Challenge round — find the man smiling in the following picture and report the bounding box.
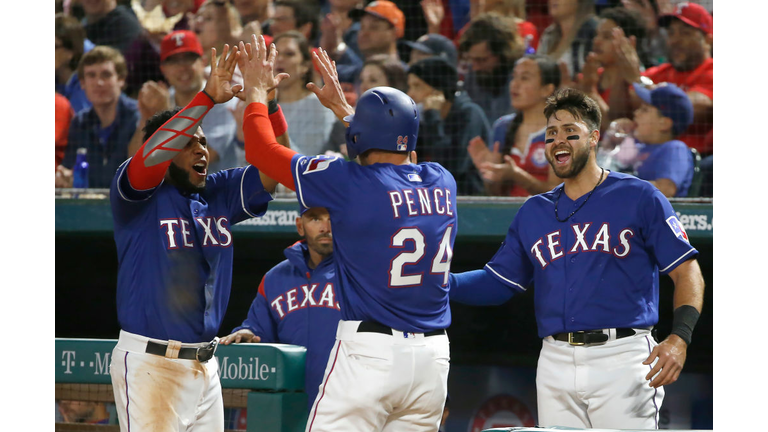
[107,44,290,431]
[449,88,705,429]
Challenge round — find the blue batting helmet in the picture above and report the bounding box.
[343,87,419,159]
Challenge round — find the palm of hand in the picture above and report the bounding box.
[208,67,238,102]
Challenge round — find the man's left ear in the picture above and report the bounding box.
[591,129,601,146]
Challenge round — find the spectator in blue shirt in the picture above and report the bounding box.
[630,82,695,197]
[56,46,140,189]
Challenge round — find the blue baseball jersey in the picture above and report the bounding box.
[110,160,273,343]
[485,171,698,338]
[233,241,340,410]
[291,154,457,332]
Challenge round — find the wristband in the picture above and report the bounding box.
[269,105,288,137]
[670,305,700,345]
[268,98,279,114]
[201,89,216,104]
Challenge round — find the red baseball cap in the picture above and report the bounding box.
[160,30,203,62]
[658,2,713,35]
[349,1,405,39]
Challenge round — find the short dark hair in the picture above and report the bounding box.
[458,12,524,66]
[143,107,182,143]
[275,0,321,43]
[273,30,314,87]
[55,13,86,71]
[544,88,602,133]
[599,7,646,44]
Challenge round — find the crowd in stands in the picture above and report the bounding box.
[55,0,713,197]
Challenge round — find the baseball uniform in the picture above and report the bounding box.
[232,240,341,412]
[451,171,698,429]
[293,154,456,432]
[108,91,274,432]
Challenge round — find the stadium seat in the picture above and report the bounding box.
[688,148,703,197]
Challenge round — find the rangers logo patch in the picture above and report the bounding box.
[666,215,689,242]
[303,155,339,174]
[397,135,408,151]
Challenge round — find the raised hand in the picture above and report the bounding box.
[238,34,291,104]
[612,27,642,83]
[479,155,515,183]
[421,0,445,34]
[580,52,601,92]
[306,47,354,122]
[203,44,243,103]
[319,12,342,53]
[467,136,502,170]
[137,81,171,119]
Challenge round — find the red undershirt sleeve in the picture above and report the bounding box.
[127,92,215,190]
[243,102,298,191]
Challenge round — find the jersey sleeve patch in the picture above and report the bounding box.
[302,155,340,174]
[666,215,690,243]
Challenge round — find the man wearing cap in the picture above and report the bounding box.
[404,33,459,67]
[221,206,340,418]
[629,83,695,197]
[128,30,244,172]
[611,2,713,156]
[331,1,408,84]
[407,56,491,195]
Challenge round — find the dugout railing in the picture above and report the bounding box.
[55,338,308,432]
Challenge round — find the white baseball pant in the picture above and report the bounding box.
[109,330,224,432]
[306,320,450,432]
[536,328,665,429]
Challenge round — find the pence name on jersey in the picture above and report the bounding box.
[485,172,698,338]
[291,154,458,333]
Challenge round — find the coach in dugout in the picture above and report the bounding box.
[221,206,340,415]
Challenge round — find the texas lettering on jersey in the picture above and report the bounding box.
[160,216,233,249]
[270,282,340,319]
[530,222,634,268]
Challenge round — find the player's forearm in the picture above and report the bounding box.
[127,91,215,190]
[669,259,705,312]
[449,269,517,305]
[667,258,705,345]
[243,102,298,190]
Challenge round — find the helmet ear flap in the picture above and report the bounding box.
[345,126,359,159]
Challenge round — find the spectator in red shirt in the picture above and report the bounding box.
[55,93,74,169]
[610,2,712,155]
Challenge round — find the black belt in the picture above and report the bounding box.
[145,339,218,362]
[357,321,446,337]
[552,328,647,346]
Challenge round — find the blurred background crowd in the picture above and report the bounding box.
[54,0,713,198]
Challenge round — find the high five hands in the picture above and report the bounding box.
[203,44,244,103]
[238,34,291,105]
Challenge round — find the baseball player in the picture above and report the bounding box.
[220,206,341,413]
[238,35,455,431]
[449,88,705,429]
[108,44,291,432]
